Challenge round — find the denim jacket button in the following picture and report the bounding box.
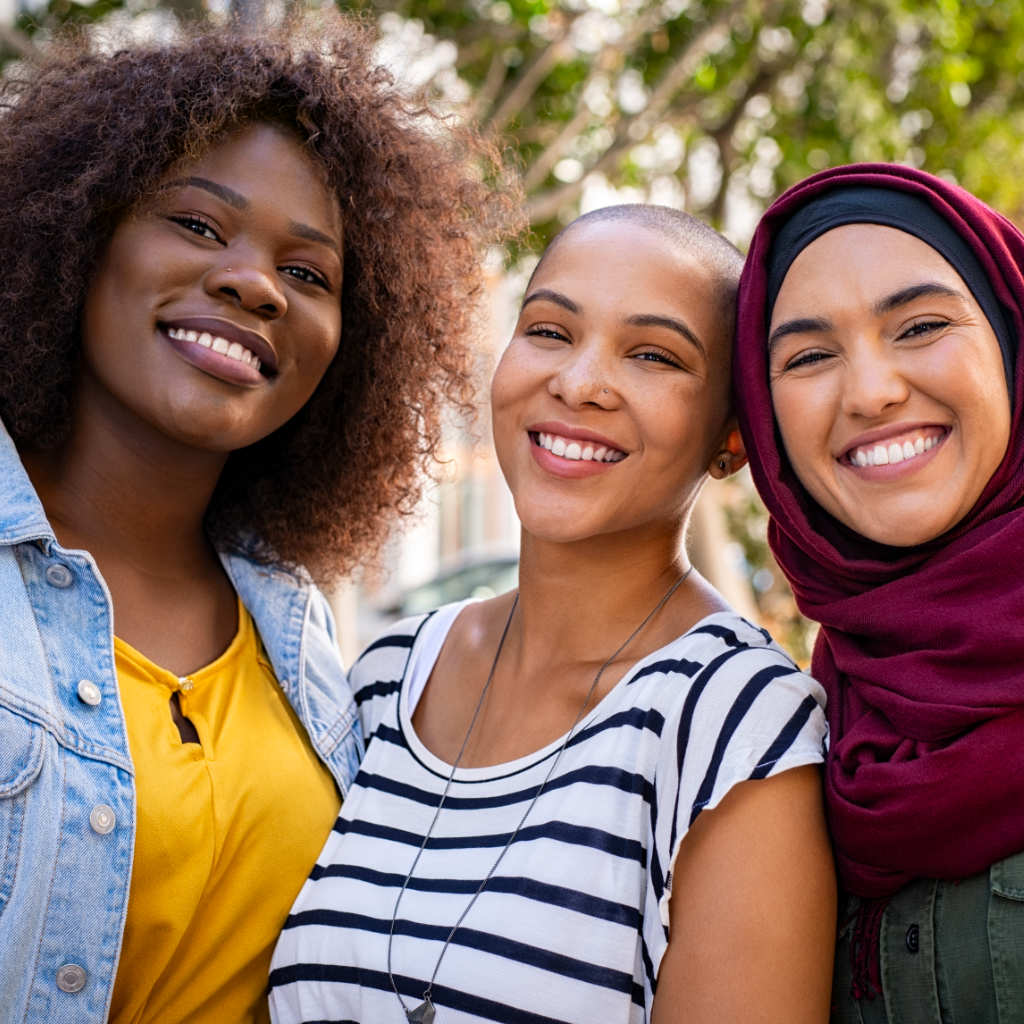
[89,804,116,835]
[55,963,87,992]
[77,680,102,706]
[45,563,74,588]
[905,923,920,953]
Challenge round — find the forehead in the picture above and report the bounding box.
[534,219,728,348]
[773,223,968,315]
[163,122,342,240]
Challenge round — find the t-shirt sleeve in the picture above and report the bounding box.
[348,613,429,741]
[642,629,827,984]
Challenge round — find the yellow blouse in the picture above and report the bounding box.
[109,598,340,1024]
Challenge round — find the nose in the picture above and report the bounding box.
[840,344,911,419]
[547,342,618,409]
[205,251,287,319]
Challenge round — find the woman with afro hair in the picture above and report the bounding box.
[0,14,518,1023]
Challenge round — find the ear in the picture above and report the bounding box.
[708,425,748,479]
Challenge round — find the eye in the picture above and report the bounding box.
[632,348,683,369]
[781,349,833,372]
[282,264,331,290]
[524,323,569,342]
[169,214,221,242]
[899,319,949,340]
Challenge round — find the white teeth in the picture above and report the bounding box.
[535,432,625,463]
[167,326,260,369]
[850,433,942,467]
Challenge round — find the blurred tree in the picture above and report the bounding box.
[7,0,1024,238]
[346,0,1024,245]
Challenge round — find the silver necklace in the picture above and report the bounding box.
[387,568,692,1023]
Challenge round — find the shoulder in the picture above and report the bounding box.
[636,611,822,707]
[646,611,827,785]
[349,609,436,694]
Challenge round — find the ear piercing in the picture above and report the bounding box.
[718,456,728,472]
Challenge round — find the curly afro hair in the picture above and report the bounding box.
[0,14,521,582]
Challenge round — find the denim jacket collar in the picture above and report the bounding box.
[0,422,55,548]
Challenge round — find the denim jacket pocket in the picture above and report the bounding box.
[988,848,1024,1021]
[0,704,45,912]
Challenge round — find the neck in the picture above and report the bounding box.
[511,524,692,669]
[23,401,228,576]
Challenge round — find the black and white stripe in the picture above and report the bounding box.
[270,604,826,1024]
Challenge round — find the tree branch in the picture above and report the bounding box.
[526,0,749,222]
[0,23,38,59]
[707,64,779,223]
[469,46,512,124]
[487,16,578,134]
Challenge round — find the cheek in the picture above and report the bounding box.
[294,310,342,376]
[489,347,527,430]
[771,383,831,484]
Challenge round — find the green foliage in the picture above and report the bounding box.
[13,0,1024,236]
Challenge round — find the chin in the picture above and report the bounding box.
[514,504,597,545]
[845,510,959,548]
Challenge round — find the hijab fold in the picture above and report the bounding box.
[734,163,1024,899]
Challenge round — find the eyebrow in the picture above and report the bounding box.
[165,176,342,254]
[521,288,579,314]
[768,281,967,352]
[625,312,706,357]
[768,316,833,351]
[169,176,247,209]
[872,281,963,314]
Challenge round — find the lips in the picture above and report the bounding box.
[159,316,278,376]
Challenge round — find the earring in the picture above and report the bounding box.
[718,457,727,473]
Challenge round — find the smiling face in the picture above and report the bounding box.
[768,223,1011,547]
[78,122,343,455]
[491,218,738,547]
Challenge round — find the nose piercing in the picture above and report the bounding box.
[602,388,609,395]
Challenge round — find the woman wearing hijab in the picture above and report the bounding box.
[734,163,1024,1022]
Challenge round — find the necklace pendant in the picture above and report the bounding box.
[407,997,436,1023]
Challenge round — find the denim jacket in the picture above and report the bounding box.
[0,424,362,1023]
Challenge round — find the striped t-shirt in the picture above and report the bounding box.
[269,601,827,1024]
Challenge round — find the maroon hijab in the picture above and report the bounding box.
[734,163,1024,899]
